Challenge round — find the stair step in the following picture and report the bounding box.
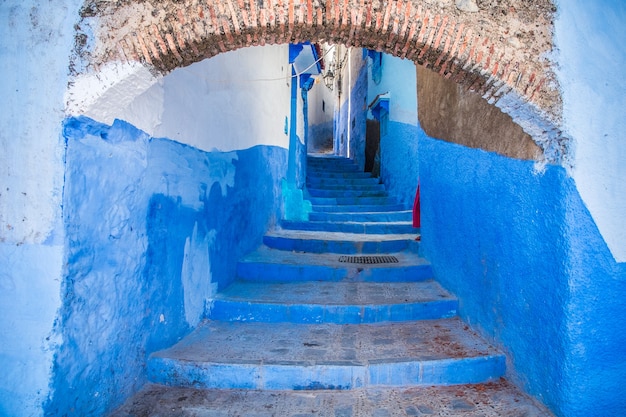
[307,157,357,166]
[307,176,381,187]
[307,183,385,191]
[307,188,388,198]
[263,230,419,254]
[308,196,397,206]
[281,220,416,234]
[309,210,413,222]
[148,319,505,390]
[307,165,361,173]
[312,203,406,212]
[237,247,432,282]
[307,155,357,164]
[207,280,457,323]
[111,381,554,416]
[307,171,374,179]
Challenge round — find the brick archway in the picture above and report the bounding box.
[73,0,566,163]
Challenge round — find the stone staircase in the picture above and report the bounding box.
[147,154,505,388]
[111,155,553,416]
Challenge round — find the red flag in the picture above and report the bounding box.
[412,182,420,228]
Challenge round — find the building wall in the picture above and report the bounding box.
[367,54,420,207]
[45,46,292,415]
[0,1,82,416]
[84,45,291,153]
[418,135,626,417]
[554,0,626,262]
[44,117,286,416]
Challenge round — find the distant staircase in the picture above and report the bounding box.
[147,154,506,391]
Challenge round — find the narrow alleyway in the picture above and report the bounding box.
[111,155,552,416]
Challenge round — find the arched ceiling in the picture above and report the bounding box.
[69,0,567,164]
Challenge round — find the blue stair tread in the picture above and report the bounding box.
[312,204,407,212]
[309,210,413,222]
[263,229,419,253]
[280,220,415,234]
[307,166,360,173]
[307,158,358,164]
[266,229,417,241]
[307,183,385,191]
[307,177,381,186]
[307,196,395,205]
[208,280,458,323]
[240,246,428,269]
[307,189,388,198]
[214,280,455,307]
[148,319,504,389]
[237,246,431,283]
[307,172,374,179]
[150,319,502,364]
[262,230,420,254]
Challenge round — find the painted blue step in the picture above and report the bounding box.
[307,183,385,191]
[307,188,388,198]
[307,171,374,179]
[307,156,356,165]
[311,203,406,212]
[308,196,397,206]
[307,155,356,163]
[281,220,416,234]
[307,177,381,187]
[237,247,430,282]
[263,230,418,254]
[148,319,506,390]
[309,210,413,222]
[207,280,457,324]
[307,165,361,173]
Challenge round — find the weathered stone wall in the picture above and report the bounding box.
[70,0,565,163]
[416,63,541,160]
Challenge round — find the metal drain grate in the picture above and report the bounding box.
[338,255,399,264]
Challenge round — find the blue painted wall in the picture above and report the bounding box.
[349,65,368,170]
[416,135,626,417]
[379,121,420,208]
[335,57,368,168]
[561,186,626,416]
[366,53,419,208]
[45,116,287,416]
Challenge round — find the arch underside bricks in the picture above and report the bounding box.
[74,0,567,164]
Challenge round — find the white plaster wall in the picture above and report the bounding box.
[0,1,81,416]
[67,62,159,127]
[554,0,626,262]
[336,47,366,109]
[367,54,418,126]
[308,79,335,127]
[0,2,78,245]
[80,45,292,153]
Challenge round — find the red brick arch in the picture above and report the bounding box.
[78,0,566,163]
